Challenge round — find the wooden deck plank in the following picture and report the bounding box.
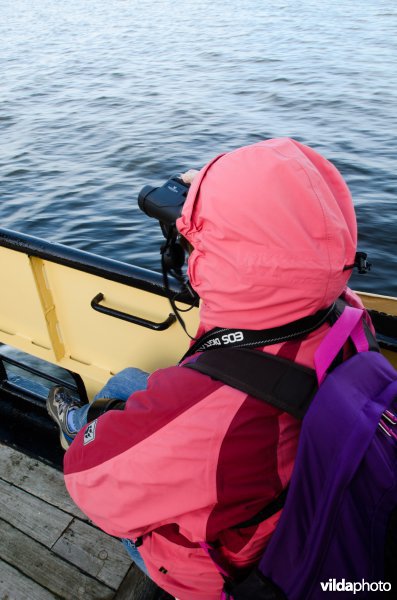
[52,518,132,590]
[114,564,160,600]
[0,443,165,599]
[0,442,86,519]
[0,478,73,548]
[0,518,114,600]
[0,559,58,600]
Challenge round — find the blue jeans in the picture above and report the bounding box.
[70,367,149,430]
[71,367,150,575]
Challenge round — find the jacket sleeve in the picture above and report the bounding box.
[63,365,228,540]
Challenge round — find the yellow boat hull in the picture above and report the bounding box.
[0,229,396,399]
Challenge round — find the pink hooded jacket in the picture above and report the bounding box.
[64,138,359,600]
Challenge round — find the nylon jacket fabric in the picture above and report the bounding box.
[64,139,359,600]
[177,137,356,330]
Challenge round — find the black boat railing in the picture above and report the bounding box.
[0,227,193,303]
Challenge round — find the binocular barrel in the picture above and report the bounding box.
[138,177,190,227]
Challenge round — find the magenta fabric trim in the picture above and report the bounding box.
[314,306,369,384]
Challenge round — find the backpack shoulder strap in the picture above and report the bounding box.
[184,348,317,420]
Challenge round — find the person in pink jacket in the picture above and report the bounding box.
[47,138,362,600]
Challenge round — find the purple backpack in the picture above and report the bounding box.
[195,306,397,599]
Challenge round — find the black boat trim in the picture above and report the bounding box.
[368,309,397,353]
[0,353,88,403]
[0,378,65,469]
[0,227,194,305]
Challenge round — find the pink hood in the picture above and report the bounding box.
[177,138,357,330]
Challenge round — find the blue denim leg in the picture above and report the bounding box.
[93,367,150,402]
[69,367,149,432]
[121,538,149,575]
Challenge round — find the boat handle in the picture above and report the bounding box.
[91,293,177,331]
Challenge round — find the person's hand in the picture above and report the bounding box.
[180,169,199,185]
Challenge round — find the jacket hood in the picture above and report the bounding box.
[177,138,357,330]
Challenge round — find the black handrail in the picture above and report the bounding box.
[91,293,177,331]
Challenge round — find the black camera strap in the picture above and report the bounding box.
[180,303,336,362]
[184,347,317,420]
[161,228,199,340]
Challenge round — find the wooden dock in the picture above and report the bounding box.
[0,443,164,600]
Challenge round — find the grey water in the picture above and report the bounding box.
[1,0,396,296]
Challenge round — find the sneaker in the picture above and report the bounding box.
[47,386,85,450]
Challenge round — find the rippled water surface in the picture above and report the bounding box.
[1,0,396,295]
